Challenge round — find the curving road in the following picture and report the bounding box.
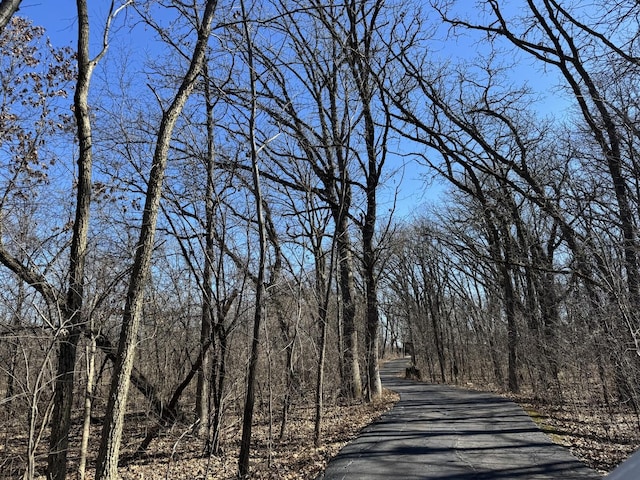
[318,357,601,480]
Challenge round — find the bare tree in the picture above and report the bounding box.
[195,62,217,440]
[256,0,416,400]
[46,1,131,477]
[94,2,218,478]
[310,198,337,446]
[0,11,103,479]
[341,0,401,399]
[247,0,365,399]
[237,0,271,475]
[432,0,640,346]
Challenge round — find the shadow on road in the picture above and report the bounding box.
[318,358,601,480]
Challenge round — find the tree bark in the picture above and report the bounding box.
[0,0,21,35]
[95,3,217,478]
[78,332,96,480]
[240,2,367,402]
[238,1,268,474]
[501,229,519,394]
[334,210,362,400]
[47,0,99,475]
[195,63,217,439]
[344,0,394,400]
[314,234,335,446]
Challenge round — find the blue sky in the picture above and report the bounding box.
[16,1,446,220]
[16,1,569,223]
[22,1,86,46]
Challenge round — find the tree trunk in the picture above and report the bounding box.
[238,2,268,474]
[95,4,217,478]
[196,63,217,438]
[278,331,295,440]
[47,0,96,475]
[499,220,519,394]
[210,324,228,454]
[78,332,96,480]
[313,211,335,446]
[47,331,81,480]
[345,0,387,401]
[363,185,382,400]
[0,0,21,35]
[335,223,362,400]
[196,304,213,437]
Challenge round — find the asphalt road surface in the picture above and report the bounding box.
[318,358,601,480]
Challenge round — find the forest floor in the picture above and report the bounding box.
[112,389,401,480]
[107,388,638,479]
[513,395,640,474]
[2,377,638,478]
[0,389,400,480]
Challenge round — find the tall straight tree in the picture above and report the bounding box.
[236,0,271,475]
[47,0,104,476]
[248,0,364,399]
[0,4,118,478]
[94,2,218,478]
[313,0,415,398]
[344,0,393,399]
[194,62,217,440]
[254,0,418,400]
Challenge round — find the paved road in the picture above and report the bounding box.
[319,358,601,479]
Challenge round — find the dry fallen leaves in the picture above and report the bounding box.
[3,380,638,478]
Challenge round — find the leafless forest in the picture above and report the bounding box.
[1,0,640,478]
